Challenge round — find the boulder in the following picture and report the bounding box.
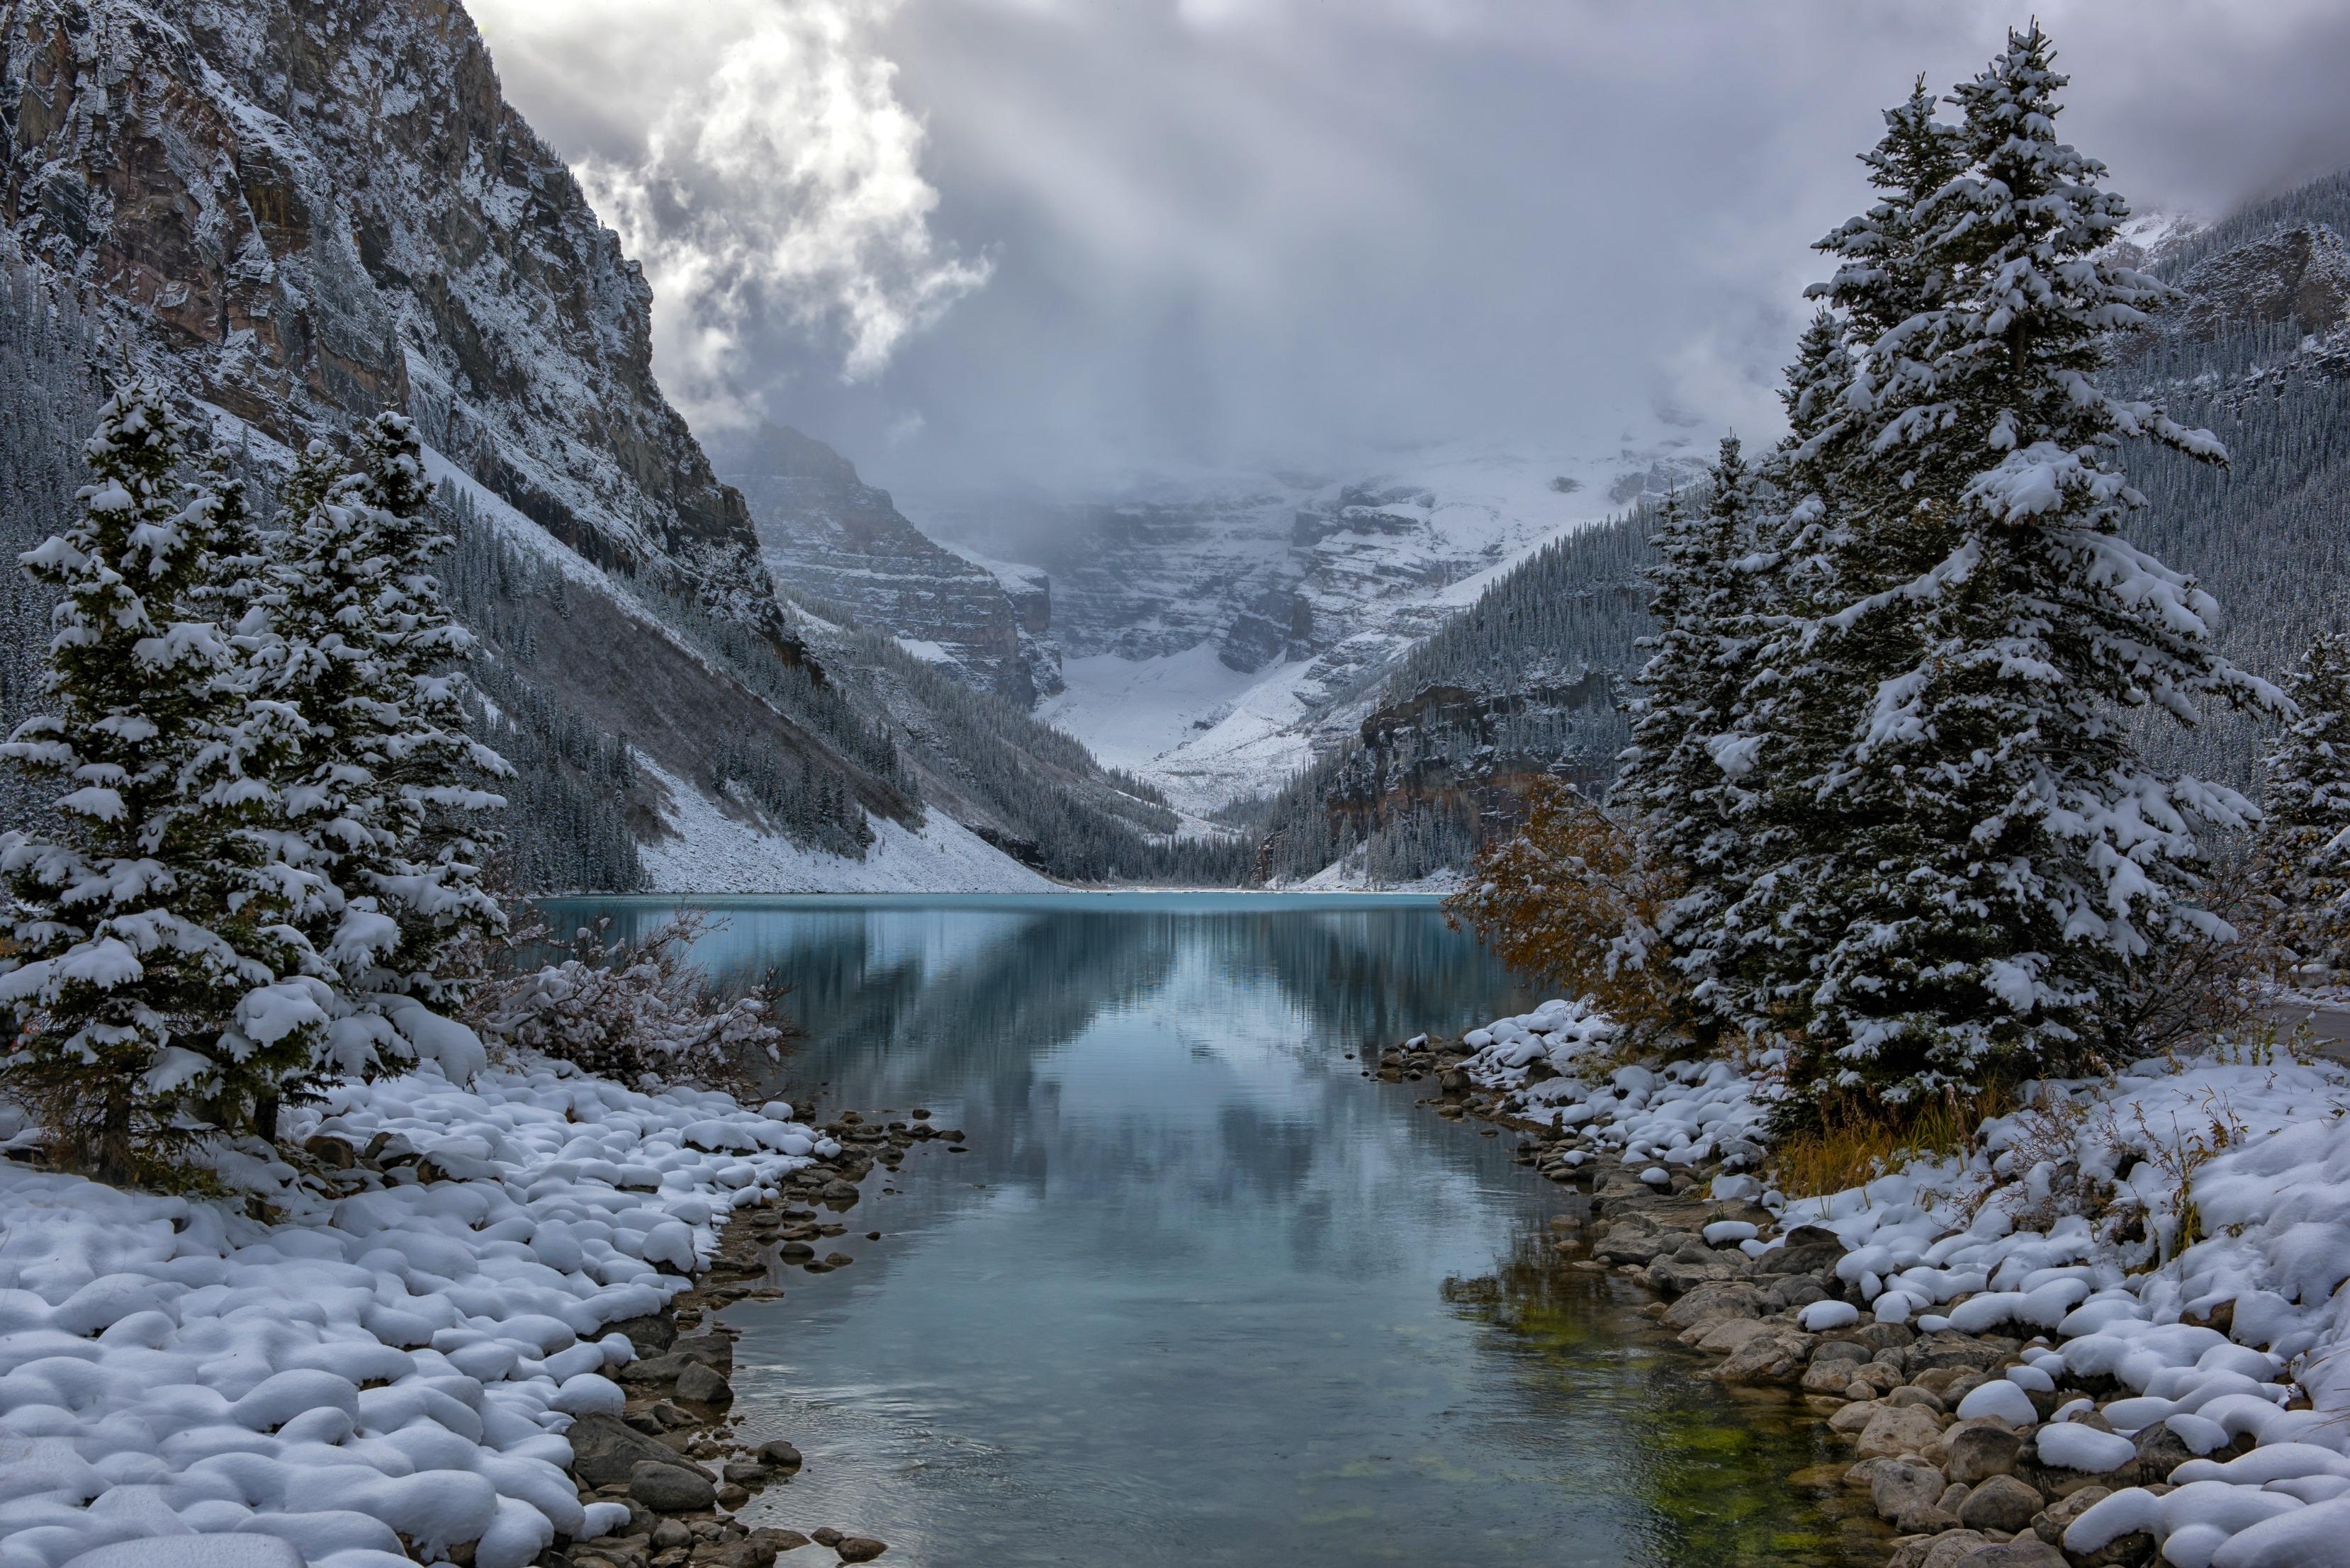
[1867,1457,1949,1529]
[1956,1474,2043,1534]
[1887,1529,1989,1568]
[602,1314,677,1358]
[1853,1403,1947,1460]
[1829,1400,1886,1436]
[1695,1317,1782,1354]
[2129,1421,2196,1487]
[1911,1334,2008,1372]
[302,1134,357,1170]
[2030,1484,2110,1546]
[1803,1360,1865,1396]
[1953,1540,2066,1568]
[1594,1223,1667,1265]
[757,1438,804,1471]
[566,1414,715,1487]
[1704,1329,1812,1386]
[1941,1420,2023,1484]
[677,1362,734,1406]
[1649,1254,1745,1297]
[838,1539,889,1563]
[629,1457,718,1513]
[1664,1280,1768,1332]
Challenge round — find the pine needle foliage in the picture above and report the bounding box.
[2254,630,2350,978]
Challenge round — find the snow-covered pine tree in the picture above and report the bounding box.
[2255,630,2350,978]
[1612,443,1772,1034]
[1750,26,2284,1115]
[347,413,506,1007]
[0,382,326,1174]
[1683,91,1967,1048]
[253,415,505,1077]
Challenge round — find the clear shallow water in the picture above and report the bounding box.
[537,893,1887,1568]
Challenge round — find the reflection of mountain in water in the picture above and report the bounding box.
[532,896,1534,1256]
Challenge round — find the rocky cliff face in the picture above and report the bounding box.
[0,0,997,889]
[715,422,1045,704]
[0,0,780,633]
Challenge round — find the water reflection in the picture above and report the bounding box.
[535,895,1884,1568]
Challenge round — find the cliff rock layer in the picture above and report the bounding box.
[0,0,778,629]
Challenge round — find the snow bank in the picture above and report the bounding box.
[636,758,1055,895]
[1452,995,2350,1568]
[0,1061,828,1568]
[1456,998,1771,1172]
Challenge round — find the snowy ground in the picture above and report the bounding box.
[0,1059,836,1568]
[1284,850,1463,896]
[636,760,1057,896]
[1034,643,1276,779]
[1454,999,2350,1568]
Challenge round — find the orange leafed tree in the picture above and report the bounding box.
[1446,777,1685,1040]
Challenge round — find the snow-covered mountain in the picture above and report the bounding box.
[916,439,1703,813]
[714,422,1059,706]
[0,0,1162,893]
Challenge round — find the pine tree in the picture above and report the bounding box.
[2256,631,2350,978]
[1741,26,2284,1115]
[253,415,505,1072]
[1613,441,1773,1031]
[0,382,326,1173]
[346,413,507,1007]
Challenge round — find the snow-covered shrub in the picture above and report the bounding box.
[469,915,785,1092]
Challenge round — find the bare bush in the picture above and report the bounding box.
[468,913,785,1093]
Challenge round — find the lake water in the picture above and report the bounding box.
[537,893,1887,1568]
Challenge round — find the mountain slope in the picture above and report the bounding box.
[942,441,1700,813]
[716,422,1053,705]
[0,0,1163,892]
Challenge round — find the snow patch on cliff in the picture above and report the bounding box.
[636,760,1055,894]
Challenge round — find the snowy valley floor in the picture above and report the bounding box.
[1383,1000,2350,1568]
[0,1061,892,1568]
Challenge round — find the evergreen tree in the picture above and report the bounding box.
[252,416,505,1071]
[346,414,506,1007]
[2255,630,2350,978]
[1614,442,1772,1030]
[0,382,325,1173]
[1738,26,2283,1114]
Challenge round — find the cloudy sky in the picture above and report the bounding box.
[468,0,2350,497]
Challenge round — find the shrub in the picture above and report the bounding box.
[469,914,785,1093]
[1446,777,1686,1042]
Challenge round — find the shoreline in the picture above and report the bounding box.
[0,1061,961,1568]
[1375,1030,2295,1568]
[553,1107,967,1568]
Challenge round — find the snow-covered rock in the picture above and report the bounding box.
[1455,991,2350,1568]
[0,1060,821,1568]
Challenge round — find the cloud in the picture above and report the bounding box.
[468,0,2350,495]
[469,0,987,421]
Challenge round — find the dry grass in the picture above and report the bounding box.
[1769,1088,2006,1200]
